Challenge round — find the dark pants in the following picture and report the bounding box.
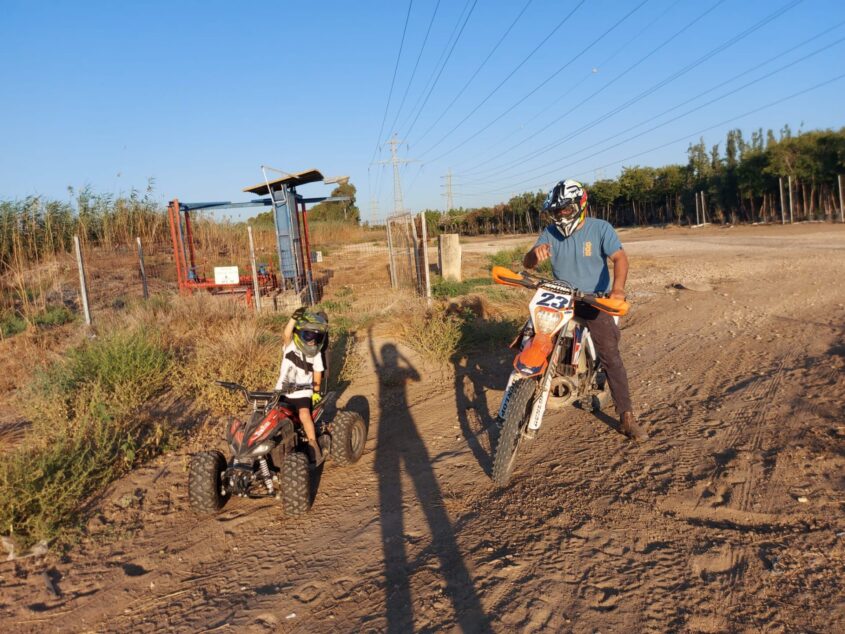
[574,303,632,415]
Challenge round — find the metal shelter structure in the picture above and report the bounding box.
[168,167,348,306]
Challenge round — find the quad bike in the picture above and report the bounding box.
[188,381,367,517]
[490,266,630,486]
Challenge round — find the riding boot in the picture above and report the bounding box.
[619,411,647,442]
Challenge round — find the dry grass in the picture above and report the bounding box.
[309,221,383,247]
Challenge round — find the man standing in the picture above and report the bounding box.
[523,179,646,441]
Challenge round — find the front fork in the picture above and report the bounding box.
[497,333,567,435]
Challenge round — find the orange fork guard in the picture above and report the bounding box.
[515,332,554,376]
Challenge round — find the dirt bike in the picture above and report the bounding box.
[489,266,629,486]
[188,382,367,517]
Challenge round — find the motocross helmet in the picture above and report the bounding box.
[293,309,328,356]
[543,179,588,237]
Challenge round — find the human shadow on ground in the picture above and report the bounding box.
[370,337,492,633]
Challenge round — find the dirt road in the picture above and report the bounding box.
[2,224,844,633]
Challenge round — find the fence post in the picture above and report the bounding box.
[73,235,92,326]
[386,217,398,289]
[438,234,462,282]
[788,176,795,224]
[409,214,423,295]
[838,174,844,223]
[136,237,149,300]
[247,226,262,312]
[694,192,700,226]
[418,211,431,303]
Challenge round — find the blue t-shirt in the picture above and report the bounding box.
[533,218,623,293]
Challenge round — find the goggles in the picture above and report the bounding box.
[300,330,322,343]
[553,202,581,218]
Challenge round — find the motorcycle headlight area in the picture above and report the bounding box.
[532,306,563,334]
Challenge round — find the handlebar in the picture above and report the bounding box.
[215,380,313,407]
[490,265,629,316]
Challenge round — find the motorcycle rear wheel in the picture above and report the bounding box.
[281,451,312,517]
[188,451,229,514]
[492,379,536,486]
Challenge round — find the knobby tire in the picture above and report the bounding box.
[188,451,229,514]
[492,379,536,486]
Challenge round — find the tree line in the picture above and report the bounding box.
[427,126,845,235]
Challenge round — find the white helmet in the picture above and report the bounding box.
[543,179,588,237]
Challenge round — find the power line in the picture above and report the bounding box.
[465,0,684,162]
[461,72,845,199]
[418,0,651,164]
[460,23,845,190]
[387,0,443,140]
[369,0,414,168]
[455,0,803,182]
[409,0,534,150]
[402,0,479,141]
[413,0,590,160]
[459,0,726,176]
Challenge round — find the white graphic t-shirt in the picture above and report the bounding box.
[274,341,325,399]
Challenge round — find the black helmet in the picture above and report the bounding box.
[543,179,588,237]
[293,309,328,356]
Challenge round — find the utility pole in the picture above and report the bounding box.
[441,169,454,213]
[838,174,844,223]
[379,134,414,215]
[370,196,378,226]
[779,177,786,224]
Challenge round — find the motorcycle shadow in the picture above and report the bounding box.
[451,331,514,478]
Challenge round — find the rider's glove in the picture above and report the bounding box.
[311,391,323,407]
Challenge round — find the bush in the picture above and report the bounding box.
[26,329,172,423]
[2,328,173,549]
[173,321,280,415]
[398,304,463,364]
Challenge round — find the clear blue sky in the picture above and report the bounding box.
[2,0,843,221]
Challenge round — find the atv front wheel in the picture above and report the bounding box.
[281,452,311,517]
[188,451,229,514]
[330,410,367,465]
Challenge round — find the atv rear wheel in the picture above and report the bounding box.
[330,410,367,465]
[188,451,229,514]
[281,452,311,517]
[492,379,535,487]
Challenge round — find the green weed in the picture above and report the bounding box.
[0,311,26,338]
[487,246,526,268]
[2,328,173,549]
[430,276,491,299]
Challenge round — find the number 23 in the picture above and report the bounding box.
[536,292,568,309]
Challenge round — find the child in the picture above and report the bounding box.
[275,308,328,465]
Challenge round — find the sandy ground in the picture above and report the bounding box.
[1,224,844,633]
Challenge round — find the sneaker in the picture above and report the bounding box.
[306,441,326,467]
[619,411,647,442]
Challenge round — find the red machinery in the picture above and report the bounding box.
[166,199,279,306]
